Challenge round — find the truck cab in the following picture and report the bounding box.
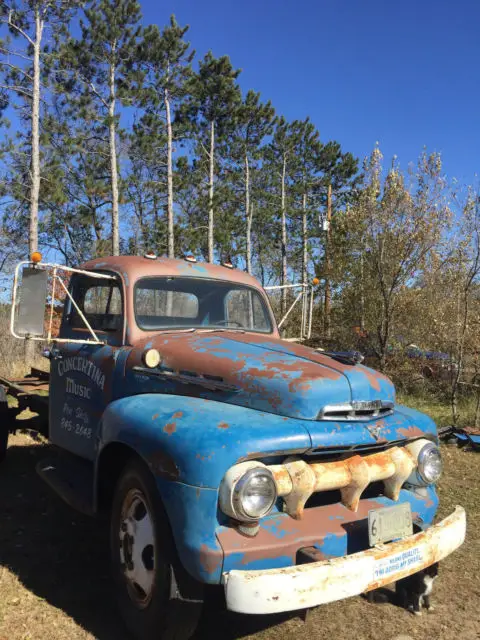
[4,254,466,640]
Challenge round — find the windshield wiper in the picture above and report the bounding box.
[152,327,247,335]
[196,327,246,334]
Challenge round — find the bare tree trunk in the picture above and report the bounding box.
[208,120,215,263]
[360,251,365,332]
[323,183,332,338]
[29,9,43,255]
[302,192,308,285]
[165,87,174,259]
[109,44,119,256]
[475,384,480,429]
[25,10,44,370]
[245,154,252,274]
[452,289,469,425]
[281,153,287,314]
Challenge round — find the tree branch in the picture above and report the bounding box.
[0,82,33,100]
[4,10,35,46]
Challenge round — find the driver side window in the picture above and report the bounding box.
[66,275,123,334]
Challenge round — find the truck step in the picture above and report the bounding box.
[36,455,95,517]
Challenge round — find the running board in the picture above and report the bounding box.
[36,455,95,517]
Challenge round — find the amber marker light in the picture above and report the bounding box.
[31,251,42,264]
[312,277,320,286]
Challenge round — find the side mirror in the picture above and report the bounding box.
[14,266,48,337]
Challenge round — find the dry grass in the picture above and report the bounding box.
[0,415,479,640]
[0,307,47,379]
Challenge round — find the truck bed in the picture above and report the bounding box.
[0,367,49,435]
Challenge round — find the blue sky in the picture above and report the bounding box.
[142,0,479,183]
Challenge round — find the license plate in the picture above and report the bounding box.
[368,503,413,546]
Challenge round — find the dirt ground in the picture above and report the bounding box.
[0,432,479,640]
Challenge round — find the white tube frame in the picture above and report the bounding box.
[10,260,116,345]
[265,282,314,340]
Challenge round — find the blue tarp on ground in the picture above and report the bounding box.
[438,426,480,451]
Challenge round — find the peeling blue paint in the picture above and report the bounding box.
[48,255,444,589]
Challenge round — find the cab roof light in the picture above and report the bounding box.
[184,255,197,263]
[144,252,157,260]
[31,251,42,264]
[223,261,233,269]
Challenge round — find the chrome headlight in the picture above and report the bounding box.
[406,439,443,486]
[219,462,277,522]
[417,442,443,484]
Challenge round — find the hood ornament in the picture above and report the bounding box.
[323,350,364,366]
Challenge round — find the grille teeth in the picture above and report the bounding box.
[270,444,417,518]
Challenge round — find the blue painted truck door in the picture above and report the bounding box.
[49,273,124,461]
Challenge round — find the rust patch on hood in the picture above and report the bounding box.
[398,425,426,439]
[359,366,393,392]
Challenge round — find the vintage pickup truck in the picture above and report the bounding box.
[0,253,466,640]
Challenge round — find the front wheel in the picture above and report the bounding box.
[110,459,203,640]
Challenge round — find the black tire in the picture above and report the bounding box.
[110,459,203,640]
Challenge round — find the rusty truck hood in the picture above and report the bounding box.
[126,331,395,422]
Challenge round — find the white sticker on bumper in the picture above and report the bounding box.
[373,546,424,580]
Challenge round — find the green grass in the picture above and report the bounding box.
[398,393,478,428]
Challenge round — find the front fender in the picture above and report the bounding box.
[99,393,312,488]
[98,394,311,584]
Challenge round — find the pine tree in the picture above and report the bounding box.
[180,52,241,262]
[264,117,298,312]
[40,94,113,263]
[134,15,194,258]
[227,90,275,273]
[59,0,143,256]
[0,0,81,255]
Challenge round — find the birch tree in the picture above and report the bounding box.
[445,191,480,424]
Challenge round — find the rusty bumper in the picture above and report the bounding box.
[223,506,466,614]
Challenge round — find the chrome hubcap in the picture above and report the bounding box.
[119,489,155,607]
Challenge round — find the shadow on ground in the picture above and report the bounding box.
[0,435,294,640]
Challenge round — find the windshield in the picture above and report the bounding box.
[134,277,273,333]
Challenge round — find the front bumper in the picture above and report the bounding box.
[223,506,466,614]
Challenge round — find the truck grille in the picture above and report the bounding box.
[270,441,422,519]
